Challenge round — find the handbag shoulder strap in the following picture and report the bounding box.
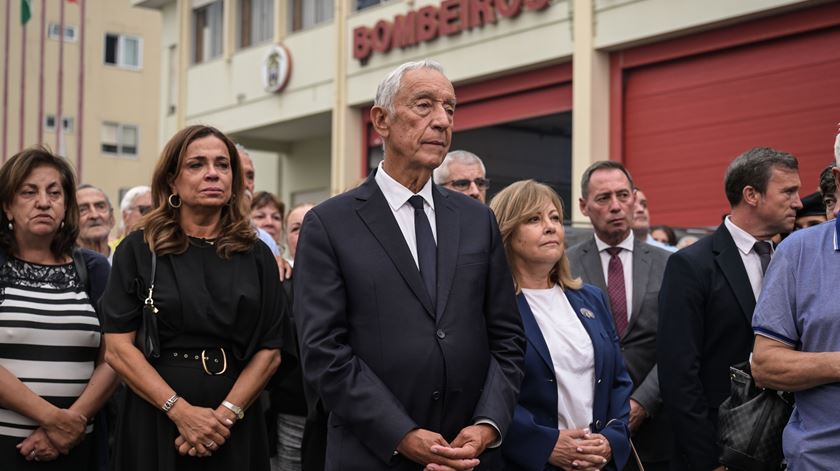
[144,252,157,306]
[71,248,90,297]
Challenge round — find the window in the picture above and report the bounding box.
[193,0,224,63]
[101,122,139,157]
[355,0,382,10]
[47,23,78,42]
[289,0,333,33]
[104,33,143,69]
[44,115,74,133]
[238,0,273,49]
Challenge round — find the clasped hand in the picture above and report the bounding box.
[17,407,88,461]
[398,424,497,471]
[168,401,235,458]
[549,428,612,471]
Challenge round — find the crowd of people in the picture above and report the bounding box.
[0,58,838,471]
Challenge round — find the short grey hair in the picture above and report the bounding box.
[434,150,486,184]
[834,130,840,166]
[77,183,112,210]
[120,185,151,214]
[579,161,635,200]
[235,143,249,157]
[374,59,445,114]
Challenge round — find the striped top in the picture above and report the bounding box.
[0,256,100,438]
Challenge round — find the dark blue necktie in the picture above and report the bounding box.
[409,195,436,306]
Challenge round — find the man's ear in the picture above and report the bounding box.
[579,197,589,217]
[832,167,840,194]
[370,106,390,140]
[742,185,760,207]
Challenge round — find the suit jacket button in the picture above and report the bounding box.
[436,329,446,339]
[595,420,602,429]
[432,391,441,400]
[597,378,602,384]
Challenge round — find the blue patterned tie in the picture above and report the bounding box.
[409,195,436,306]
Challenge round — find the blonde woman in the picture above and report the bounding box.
[491,180,632,471]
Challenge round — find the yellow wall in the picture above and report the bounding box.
[0,0,161,233]
[138,0,816,209]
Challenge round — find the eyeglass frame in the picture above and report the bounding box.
[130,204,152,215]
[442,178,491,191]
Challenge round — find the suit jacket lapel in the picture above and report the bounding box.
[628,238,651,336]
[712,224,755,325]
[566,289,605,380]
[433,186,458,320]
[579,239,607,292]
[355,176,435,317]
[517,294,553,371]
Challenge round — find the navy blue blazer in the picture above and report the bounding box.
[502,284,633,471]
[295,174,525,470]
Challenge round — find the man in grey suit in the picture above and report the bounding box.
[566,161,672,471]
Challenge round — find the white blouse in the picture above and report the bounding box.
[522,285,595,430]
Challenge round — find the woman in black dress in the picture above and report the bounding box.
[101,125,288,471]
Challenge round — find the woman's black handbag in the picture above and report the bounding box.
[135,253,160,359]
[717,361,793,471]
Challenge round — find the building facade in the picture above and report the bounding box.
[136,0,840,227]
[0,0,162,228]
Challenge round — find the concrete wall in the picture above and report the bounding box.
[280,136,331,206]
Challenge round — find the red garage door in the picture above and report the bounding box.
[616,6,840,227]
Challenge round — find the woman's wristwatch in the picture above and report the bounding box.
[221,400,244,420]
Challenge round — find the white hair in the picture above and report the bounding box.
[119,185,151,214]
[834,129,840,166]
[433,150,486,184]
[374,59,445,114]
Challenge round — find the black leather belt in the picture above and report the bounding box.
[158,347,229,375]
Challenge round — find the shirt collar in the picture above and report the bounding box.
[595,231,634,253]
[375,162,435,212]
[725,216,772,255]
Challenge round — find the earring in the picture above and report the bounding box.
[7,222,12,231]
[168,194,182,208]
[60,221,65,229]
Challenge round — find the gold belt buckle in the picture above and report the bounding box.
[201,348,228,375]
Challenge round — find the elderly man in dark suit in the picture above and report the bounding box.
[658,147,802,471]
[294,59,525,471]
[566,161,672,471]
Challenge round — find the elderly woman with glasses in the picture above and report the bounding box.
[100,125,289,471]
[0,147,117,468]
[491,180,633,471]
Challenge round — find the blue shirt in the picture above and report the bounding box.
[752,220,840,469]
[257,227,281,256]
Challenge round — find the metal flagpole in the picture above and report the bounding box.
[56,0,66,154]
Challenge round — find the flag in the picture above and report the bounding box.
[21,0,31,25]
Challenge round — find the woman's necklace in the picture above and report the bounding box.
[186,234,217,246]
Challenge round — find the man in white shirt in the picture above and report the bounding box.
[658,147,802,471]
[567,161,673,471]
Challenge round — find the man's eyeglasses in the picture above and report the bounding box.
[444,178,490,191]
[132,205,152,215]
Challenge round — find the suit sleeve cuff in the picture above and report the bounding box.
[474,418,502,448]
